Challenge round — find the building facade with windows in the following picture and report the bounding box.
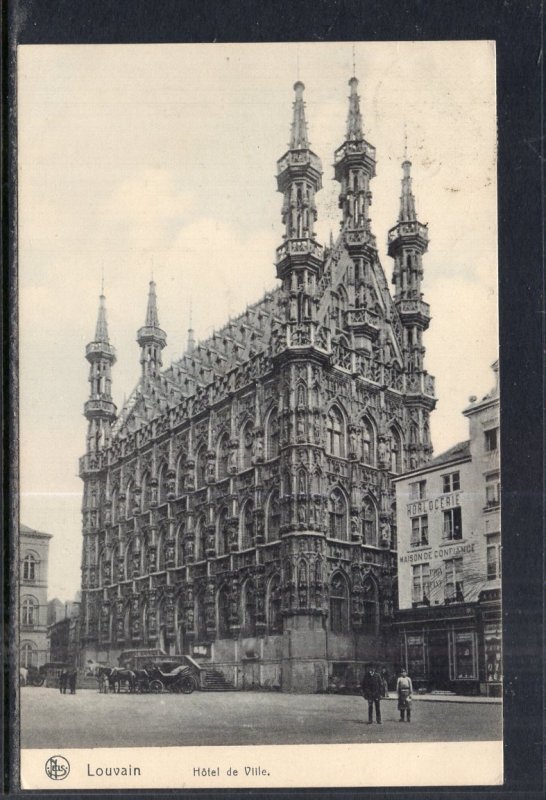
[20,524,53,668]
[393,362,501,696]
[78,78,436,691]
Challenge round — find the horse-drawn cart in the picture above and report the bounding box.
[134,664,197,694]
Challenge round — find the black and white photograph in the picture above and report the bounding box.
[16,40,503,790]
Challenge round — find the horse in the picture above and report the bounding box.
[19,667,28,686]
[97,666,135,693]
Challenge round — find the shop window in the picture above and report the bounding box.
[22,554,37,582]
[404,634,426,679]
[443,507,462,540]
[450,631,477,680]
[409,480,426,501]
[484,427,499,453]
[442,471,460,493]
[486,533,501,580]
[485,472,500,508]
[445,557,464,603]
[410,514,429,547]
[411,564,430,606]
[484,623,502,684]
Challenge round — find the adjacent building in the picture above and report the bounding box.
[393,362,501,696]
[78,77,437,691]
[20,523,52,668]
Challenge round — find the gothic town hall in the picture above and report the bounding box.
[79,78,435,691]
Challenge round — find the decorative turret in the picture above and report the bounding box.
[334,77,376,246]
[137,280,167,379]
[84,291,117,455]
[388,157,430,372]
[275,82,324,287]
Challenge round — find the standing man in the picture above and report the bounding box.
[396,668,413,722]
[361,664,383,724]
[68,668,77,694]
[59,669,67,694]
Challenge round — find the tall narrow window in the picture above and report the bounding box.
[390,428,403,473]
[445,557,464,603]
[195,590,207,641]
[329,573,349,633]
[411,564,430,605]
[362,577,379,632]
[267,574,282,633]
[327,407,345,457]
[484,428,499,453]
[409,480,426,501]
[410,515,429,547]
[443,507,462,540]
[21,597,38,626]
[485,472,500,507]
[328,489,348,540]
[22,554,37,582]
[195,447,207,488]
[243,581,256,636]
[217,586,230,637]
[486,533,501,580]
[442,471,460,493]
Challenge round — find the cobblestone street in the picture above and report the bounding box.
[21,688,502,749]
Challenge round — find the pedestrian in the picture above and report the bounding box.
[361,663,383,724]
[59,669,67,694]
[68,669,77,694]
[101,673,110,694]
[396,668,413,723]
[380,667,390,698]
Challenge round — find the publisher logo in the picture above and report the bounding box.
[45,755,70,780]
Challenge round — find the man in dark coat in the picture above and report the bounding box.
[68,669,77,694]
[59,669,67,694]
[361,664,383,724]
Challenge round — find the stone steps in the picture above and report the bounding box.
[202,668,235,691]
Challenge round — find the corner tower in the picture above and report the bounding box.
[137,280,167,379]
[84,291,117,454]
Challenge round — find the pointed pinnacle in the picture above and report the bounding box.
[145,280,161,328]
[347,76,363,141]
[399,158,417,222]
[94,292,110,343]
[290,81,309,150]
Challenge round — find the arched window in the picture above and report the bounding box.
[362,577,379,633]
[361,418,376,466]
[21,597,38,627]
[217,507,230,555]
[390,428,403,473]
[265,408,280,459]
[240,422,254,471]
[266,491,280,541]
[21,642,37,668]
[243,581,256,636]
[195,447,207,488]
[362,497,378,546]
[240,500,254,550]
[327,407,345,457]
[267,574,282,633]
[217,585,230,637]
[217,435,230,480]
[328,489,348,540]
[330,573,349,633]
[22,554,37,582]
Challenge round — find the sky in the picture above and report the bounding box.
[18,42,498,601]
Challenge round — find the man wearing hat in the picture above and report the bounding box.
[361,663,383,724]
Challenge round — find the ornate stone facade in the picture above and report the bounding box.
[79,78,435,691]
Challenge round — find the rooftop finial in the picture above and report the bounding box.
[100,262,105,296]
[290,81,309,150]
[94,291,109,343]
[352,43,356,77]
[346,75,363,141]
[145,279,161,328]
[403,122,408,160]
[399,156,417,222]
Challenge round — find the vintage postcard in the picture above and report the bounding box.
[16,41,502,790]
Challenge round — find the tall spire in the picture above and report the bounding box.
[346,76,363,141]
[399,158,417,222]
[94,292,110,343]
[145,279,161,327]
[290,81,309,150]
[137,280,167,378]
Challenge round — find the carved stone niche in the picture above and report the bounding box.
[206,451,216,484]
[166,469,176,501]
[254,509,265,545]
[185,459,195,491]
[205,525,216,557]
